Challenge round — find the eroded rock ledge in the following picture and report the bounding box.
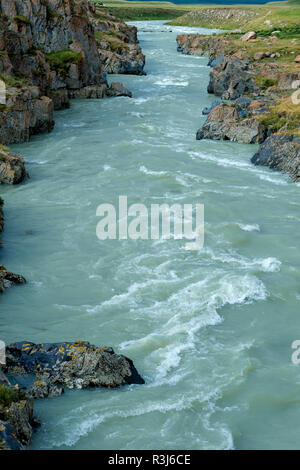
[0,341,144,449]
[177,32,300,181]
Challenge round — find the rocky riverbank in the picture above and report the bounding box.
[177,31,300,181]
[0,341,144,449]
[0,0,146,294]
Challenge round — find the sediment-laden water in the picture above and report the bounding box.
[1,21,300,450]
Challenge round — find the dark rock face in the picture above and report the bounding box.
[207,57,257,100]
[251,134,300,181]
[5,341,145,398]
[196,103,267,144]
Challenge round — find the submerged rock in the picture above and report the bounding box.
[251,133,300,181]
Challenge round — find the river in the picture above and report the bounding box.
[1,20,300,450]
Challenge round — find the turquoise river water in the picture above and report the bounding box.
[1,21,300,450]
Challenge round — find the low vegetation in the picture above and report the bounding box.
[95,31,128,53]
[0,72,29,88]
[45,49,82,77]
[258,98,300,136]
[0,384,25,421]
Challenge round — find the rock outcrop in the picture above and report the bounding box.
[0,376,35,450]
[251,133,300,181]
[92,7,145,75]
[0,147,28,185]
[177,31,300,180]
[0,265,26,294]
[0,0,144,146]
[196,103,267,144]
[0,341,144,449]
[5,341,145,397]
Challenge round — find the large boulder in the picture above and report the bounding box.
[241,31,257,42]
[196,103,267,144]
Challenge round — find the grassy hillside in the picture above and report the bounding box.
[92,0,198,21]
[92,1,300,27]
[168,2,300,30]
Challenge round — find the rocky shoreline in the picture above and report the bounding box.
[177,31,300,181]
[0,341,144,449]
[0,0,146,295]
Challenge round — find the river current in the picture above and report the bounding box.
[1,21,300,450]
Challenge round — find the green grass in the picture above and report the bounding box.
[255,74,278,88]
[105,6,186,21]
[45,49,82,77]
[0,385,26,421]
[0,73,29,88]
[95,31,129,52]
[258,98,300,136]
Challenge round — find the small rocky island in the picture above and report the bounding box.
[0,341,144,449]
[177,30,300,181]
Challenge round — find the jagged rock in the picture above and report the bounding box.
[0,88,54,145]
[0,265,26,293]
[107,82,132,98]
[207,57,257,100]
[0,339,144,449]
[241,31,257,42]
[92,7,145,75]
[0,378,34,450]
[196,103,267,144]
[0,147,28,184]
[5,341,144,397]
[251,133,300,181]
[202,100,225,115]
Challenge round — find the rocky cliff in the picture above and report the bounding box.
[0,0,140,148]
[177,32,300,181]
[92,6,145,75]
